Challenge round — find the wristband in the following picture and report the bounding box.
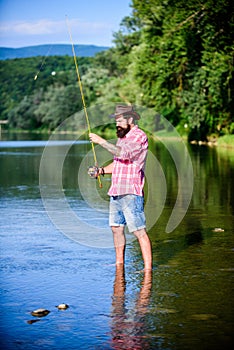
[99,167,105,176]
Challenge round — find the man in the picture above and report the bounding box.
[89,105,152,270]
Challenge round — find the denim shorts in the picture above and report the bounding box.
[109,194,146,233]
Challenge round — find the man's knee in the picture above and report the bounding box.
[133,228,147,239]
[111,226,124,235]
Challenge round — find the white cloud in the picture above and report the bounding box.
[0,17,114,47]
[0,18,111,36]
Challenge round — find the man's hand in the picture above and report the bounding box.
[89,133,105,145]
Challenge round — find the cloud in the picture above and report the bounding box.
[0,18,111,36]
[0,17,114,47]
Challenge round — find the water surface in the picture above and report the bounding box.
[0,134,233,349]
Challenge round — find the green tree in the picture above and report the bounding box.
[8,89,44,129]
[0,55,93,130]
[116,0,234,138]
[34,84,82,131]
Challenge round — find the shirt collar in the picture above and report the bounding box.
[125,125,138,138]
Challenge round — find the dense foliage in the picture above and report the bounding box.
[0,56,94,131]
[0,0,233,140]
[105,0,234,140]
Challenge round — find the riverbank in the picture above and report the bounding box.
[1,129,234,149]
[189,135,234,149]
[216,135,234,148]
[153,130,234,149]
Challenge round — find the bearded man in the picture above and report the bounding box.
[89,105,152,270]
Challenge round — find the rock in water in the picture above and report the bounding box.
[212,227,224,232]
[31,308,50,317]
[56,303,69,310]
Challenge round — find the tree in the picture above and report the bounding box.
[34,84,82,131]
[118,0,234,137]
[0,56,93,130]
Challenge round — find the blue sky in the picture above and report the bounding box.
[0,0,133,47]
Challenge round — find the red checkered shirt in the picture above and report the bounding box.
[108,125,148,196]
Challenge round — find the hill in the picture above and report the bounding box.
[0,44,110,59]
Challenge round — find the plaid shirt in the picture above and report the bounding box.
[108,125,148,196]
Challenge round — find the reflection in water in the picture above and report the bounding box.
[184,230,203,246]
[110,266,152,349]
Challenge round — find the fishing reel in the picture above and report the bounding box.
[88,166,99,179]
[88,166,105,179]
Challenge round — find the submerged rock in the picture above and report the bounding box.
[190,313,218,321]
[27,319,41,324]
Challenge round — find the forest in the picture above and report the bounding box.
[0,0,233,141]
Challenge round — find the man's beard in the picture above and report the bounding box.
[116,125,131,138]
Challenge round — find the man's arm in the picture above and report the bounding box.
[103,162,114,174]
[89,133,121,156]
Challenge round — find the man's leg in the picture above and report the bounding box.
[111,226,126,265]
[134,228,152,270]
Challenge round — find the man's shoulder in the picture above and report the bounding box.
[132,125,147,139]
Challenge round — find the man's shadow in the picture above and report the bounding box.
[110,265,152,349]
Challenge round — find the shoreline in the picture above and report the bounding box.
[1,129,234,149]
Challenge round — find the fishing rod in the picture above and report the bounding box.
[34,45,53,80]
[66,16,102,188]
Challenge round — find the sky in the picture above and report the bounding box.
[0,0,133,48]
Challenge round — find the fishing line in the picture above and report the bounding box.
[65,15,102,188]
[34,45,53,80]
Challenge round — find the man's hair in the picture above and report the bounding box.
[124,114,136,123]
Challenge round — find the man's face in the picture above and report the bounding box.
[115,115,131,138]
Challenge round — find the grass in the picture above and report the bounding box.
[217,135,234,148]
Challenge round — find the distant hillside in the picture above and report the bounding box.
[0,44,110,60]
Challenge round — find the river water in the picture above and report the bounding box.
[0,132,233,349]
